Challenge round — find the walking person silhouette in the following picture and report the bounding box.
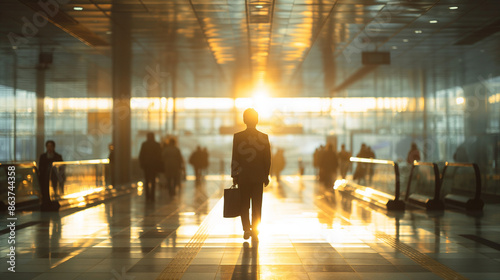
[231,108,271,240]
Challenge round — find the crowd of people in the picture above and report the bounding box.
[352,143,376,185]
[312,142,423,187]
[36,134,423,207]
[139,132,210,200]
[313,143,351,187]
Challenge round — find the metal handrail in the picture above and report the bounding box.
[441,162,482,201]
[349,157,402,201]
[0,161,37,168]
[52,159,109,166]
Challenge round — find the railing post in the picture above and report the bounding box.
[472,163,482,201]
[425,163,445,211]
[394,163,400,201]
[405,164,415,201]
[432,163,441,201]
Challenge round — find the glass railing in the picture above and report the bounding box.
[440,162,483,211]
[404,162,444,210]
[348,157,405,210]
[440,162,480,198]
[50,159,110,205]
[0,162,41,210]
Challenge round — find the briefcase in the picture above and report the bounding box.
[223,185,241,218]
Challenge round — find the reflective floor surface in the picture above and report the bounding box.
[1,175,500,279]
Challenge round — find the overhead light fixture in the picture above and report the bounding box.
[73,6,83,11]
[429,20,438,24]
[255,5,264,9]
[403,39,409,42]
[449,6,458,10]
[106,31,112,35]
[392,46,398,49]
[415,30,422,34]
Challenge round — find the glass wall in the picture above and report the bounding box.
[0,79,498,193]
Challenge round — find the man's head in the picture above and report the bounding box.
[45,140,55,153]
[147,132,155,141]
[168,138,176,146]
[243,108,258,127]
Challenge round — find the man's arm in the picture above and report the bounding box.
[263,134,271,186]
[138,143,145,168]
[38,154,44,175]
[231,134,239,184]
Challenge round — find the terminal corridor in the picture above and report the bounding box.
[1,0,500,279]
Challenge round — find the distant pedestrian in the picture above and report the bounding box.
[139,132,162,200]
[298,157,305,176]
[367,146,375,184]
[107,144,114,187]
[162,138,184,196]
[320,143,338,188]
[38,140,63,207]
[353,143,369,184]
[406,142,421,164]
[314,145,325,182]
[453,143,468,163]
[189,146,204,181]
[201,147,209,177]
[338,144,351,179]
[271,148,286,181]
[313,147,321,180]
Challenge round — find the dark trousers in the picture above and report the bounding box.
[40,178,51,205]
[144,170,156,199]
[165,174,178,196]
[239,181,264,232]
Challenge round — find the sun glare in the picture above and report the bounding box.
[252,85,274,118]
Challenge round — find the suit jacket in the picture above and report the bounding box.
[38,152,64,186]
[139,140,163,172]
[231,127,271,184]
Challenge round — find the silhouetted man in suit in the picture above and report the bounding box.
[231,108,271,240]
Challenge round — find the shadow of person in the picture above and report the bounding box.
[231,242,259,280]
[35,212,62,258]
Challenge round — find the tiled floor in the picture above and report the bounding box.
[1,175,500,279]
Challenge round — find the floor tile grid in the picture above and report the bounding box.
[156,198,224,279]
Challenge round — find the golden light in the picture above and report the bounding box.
[488,93,500,104]
[333,179,347,190]
[252,85,274,119]
[137,181,144,196]
[456,97,465,104]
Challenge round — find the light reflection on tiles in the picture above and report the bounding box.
[1,176,500,280]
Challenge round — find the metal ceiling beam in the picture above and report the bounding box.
[18,0,109,47]
[333,65,377,93]
[188,0,227,83]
